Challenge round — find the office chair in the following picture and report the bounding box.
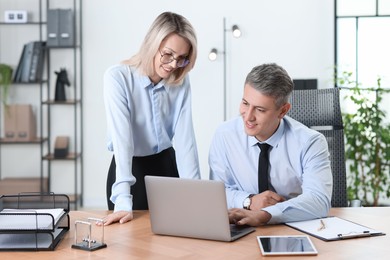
[287,88,348,207]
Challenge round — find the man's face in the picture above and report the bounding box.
[239,84,290,141]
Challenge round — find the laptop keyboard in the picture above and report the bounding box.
[230,224,248,237]
[230,230,242,237]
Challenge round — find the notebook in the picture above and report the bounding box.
[145,176,256,242]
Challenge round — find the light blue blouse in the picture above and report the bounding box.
[104,64,200,212]
[209,115,332,224]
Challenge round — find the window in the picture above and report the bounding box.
[336,0,390,88]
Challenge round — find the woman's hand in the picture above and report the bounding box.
[98,211,134,226]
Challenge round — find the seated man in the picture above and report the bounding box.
[209,63,332,226]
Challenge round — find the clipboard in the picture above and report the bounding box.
[285,216,385,241]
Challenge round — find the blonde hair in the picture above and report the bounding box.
[123,12,197,85]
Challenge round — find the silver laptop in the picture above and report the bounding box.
[145,176,255,242]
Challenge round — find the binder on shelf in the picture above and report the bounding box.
[20,41,34,83]
[13,41,46,83]
[13,44,26,82]
[47,9,74,47]
[29,41,46,82]
[0,193,70,251]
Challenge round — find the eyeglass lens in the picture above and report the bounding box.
[160,53,189,68]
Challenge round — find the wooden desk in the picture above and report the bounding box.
[1,207,389,259]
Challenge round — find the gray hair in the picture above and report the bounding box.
[245,63,293,108]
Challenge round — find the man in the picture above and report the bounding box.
[209,63,332,226]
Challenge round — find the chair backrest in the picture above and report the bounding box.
[287,88,348,207]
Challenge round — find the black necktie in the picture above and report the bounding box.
[257,143,270,193]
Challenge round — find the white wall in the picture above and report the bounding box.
[1,0,335,209]
[81,0,334,208]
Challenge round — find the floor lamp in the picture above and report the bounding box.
[209,18,241,121]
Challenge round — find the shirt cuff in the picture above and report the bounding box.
[113,194,133,212]
[261,205,283,224]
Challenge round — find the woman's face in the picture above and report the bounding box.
[150,33,190,84]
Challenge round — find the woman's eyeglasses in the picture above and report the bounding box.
[159,51,190,68]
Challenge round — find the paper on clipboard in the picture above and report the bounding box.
[285,216,385,241]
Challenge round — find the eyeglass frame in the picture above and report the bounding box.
[159,50,190,68]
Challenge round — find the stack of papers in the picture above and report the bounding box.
[0,208,66,230]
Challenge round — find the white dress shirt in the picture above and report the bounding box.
[209,115,332,224]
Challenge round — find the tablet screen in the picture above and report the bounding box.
[257,235,318,256]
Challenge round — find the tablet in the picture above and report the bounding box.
[257,235,318,256]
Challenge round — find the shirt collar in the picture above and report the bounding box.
[249,119,286,148]
[133,67,169,92]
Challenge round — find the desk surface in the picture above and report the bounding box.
[1,207,389,259]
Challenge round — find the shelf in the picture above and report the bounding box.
[10,80,48,85]
[0,22,45,25]
[0,137,48,144]
[43,152,81,161]
[42,99,81,105]
[0,177,48,195]
[46,45,80,49]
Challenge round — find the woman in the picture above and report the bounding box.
[103,12,200,225]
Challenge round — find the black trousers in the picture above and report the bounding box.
[106,147,179,210]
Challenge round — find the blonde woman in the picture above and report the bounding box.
[103,12,200,225]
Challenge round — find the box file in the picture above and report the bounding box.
[47,9,74,47]
[59,9,75,46]
[54,136,70,158]
[47,9,60,46]
[3,104,36,141]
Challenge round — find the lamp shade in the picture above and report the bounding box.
[208,48,218,61]
[232,25,241,38]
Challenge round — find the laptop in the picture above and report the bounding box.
[145,176,255,242]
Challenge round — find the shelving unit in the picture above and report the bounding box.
[0,0,83,209]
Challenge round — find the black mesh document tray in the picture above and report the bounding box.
[0,193,70,251]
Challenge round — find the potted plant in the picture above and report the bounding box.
[0,63,13,106]
[337,71,390,206]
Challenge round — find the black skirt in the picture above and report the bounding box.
[106,147,179,210]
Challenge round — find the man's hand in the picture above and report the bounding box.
[250,190,285,210]
[229,208,271,226]
[98,211,134,226]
